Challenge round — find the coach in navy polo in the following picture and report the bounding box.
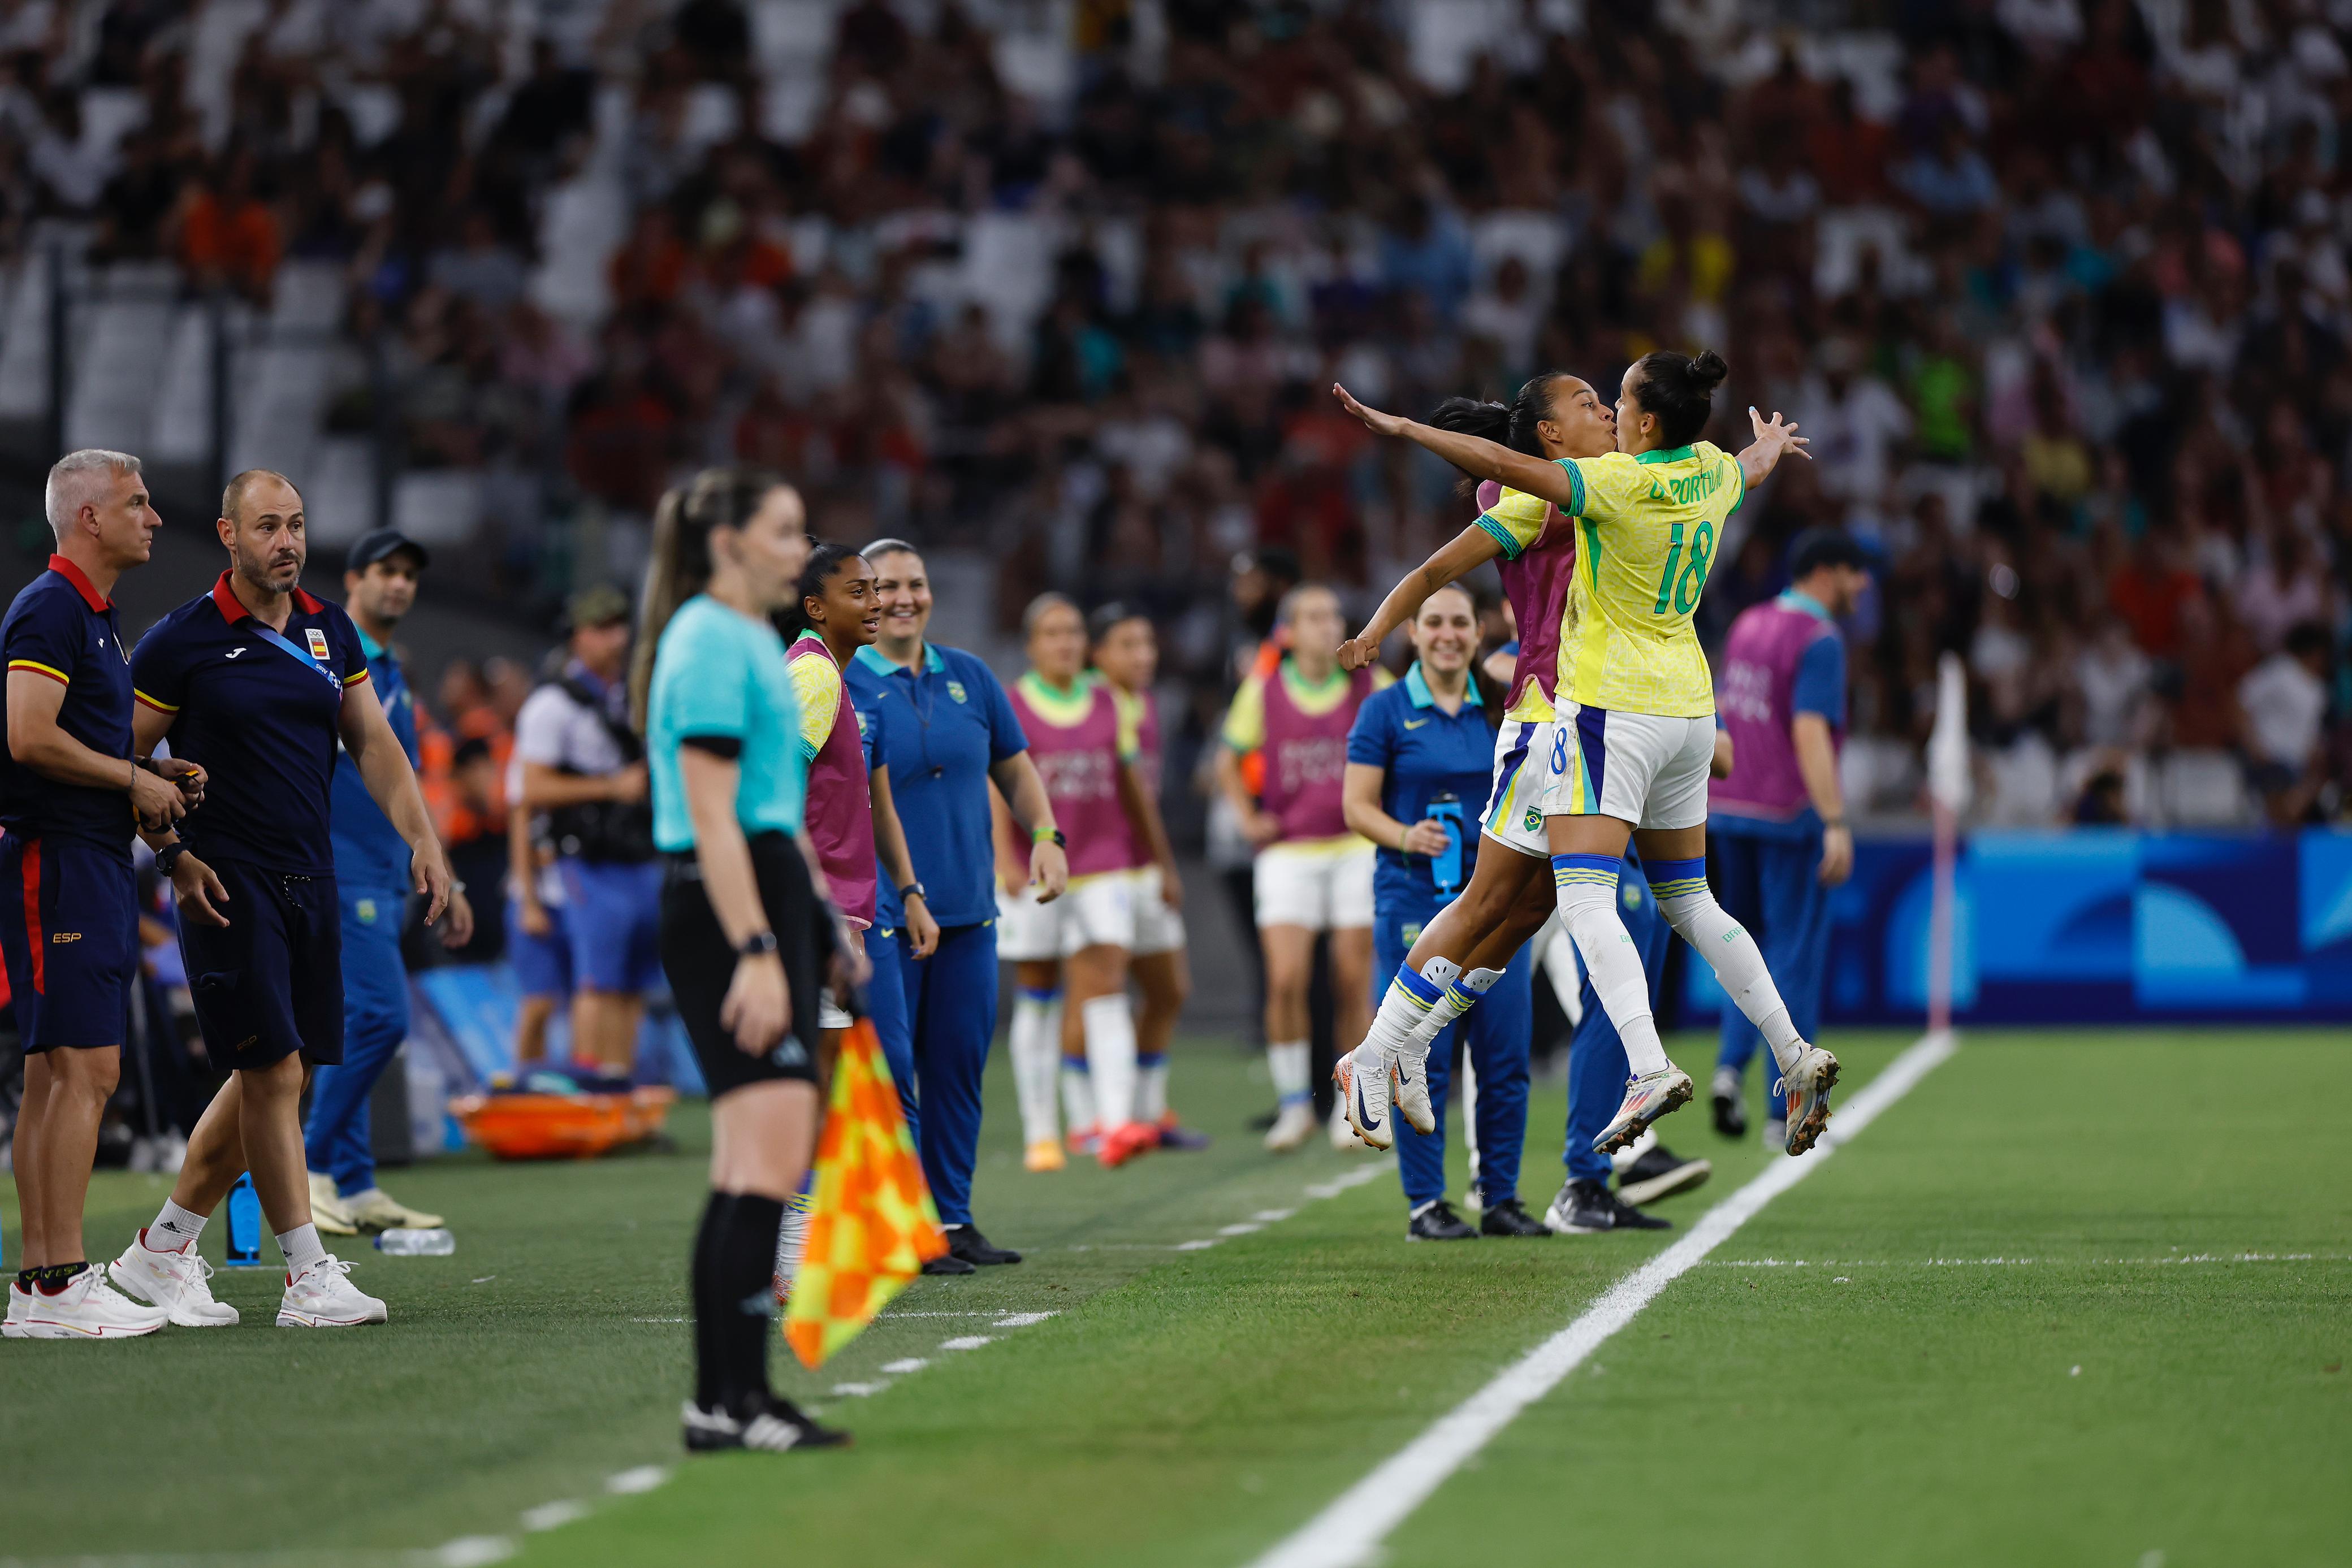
[2,449,200,1340]
[108,470,457,1332]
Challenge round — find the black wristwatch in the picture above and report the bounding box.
[155,841,188,876]
[899,881,927,902]
[737,930,780,959]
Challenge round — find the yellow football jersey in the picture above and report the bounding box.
[1554,441,1743,718]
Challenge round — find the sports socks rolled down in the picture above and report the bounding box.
[278,1223,327,1278]
[146,1198,207,1253]
[1552,854,1673,1077]
[1009,987,1064,1146]
[1644,857,1804,1074]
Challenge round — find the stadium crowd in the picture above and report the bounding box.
[2,0,2348,837]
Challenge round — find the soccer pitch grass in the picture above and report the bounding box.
[3,1028,2347,1567]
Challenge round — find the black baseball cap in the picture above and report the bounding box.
[1788,527,1867,579]
[348,529,431,571]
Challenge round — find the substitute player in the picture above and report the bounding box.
[1214,583,1385,1152]
[1333,351,1838,1155]
[304,527,473,1236]
[993,594,1156,1169]
[110,470,455,1329]
[1087,604,1202,1150]
[3,450,194,1339]
[1708,529,1867,1148]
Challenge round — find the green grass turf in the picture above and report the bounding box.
[2,1028,2346,1568]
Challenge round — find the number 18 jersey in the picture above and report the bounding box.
[1554,441,1743,718]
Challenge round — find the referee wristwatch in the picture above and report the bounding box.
[737,930,780,959]
[155,841,188,877]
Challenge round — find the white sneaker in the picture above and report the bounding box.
[1333,1047,1394,1151]
[342,1186,445,1232]
[308,1172,360,1237]
[11,1263,168,1339]
[1263,1100,1317,1153]
[3,1280,28,1338]
[111,1231,240,1327]
[276,1255,387,1328]
[1327,1097,1363,1151]
[1390,1046,1436,1137]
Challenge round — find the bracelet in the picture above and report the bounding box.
[1032,826,1067,848]
[737,930,779,959]
[1822,817,1848,830]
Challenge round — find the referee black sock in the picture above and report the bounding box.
[689,1193,732,1411]
[717,1193,786,1417]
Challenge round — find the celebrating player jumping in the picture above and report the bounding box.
[1332,352,1839,1157]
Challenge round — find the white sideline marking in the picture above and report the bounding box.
[1248,1030,1958,1568]
[519,1501,587,1532]
[992,1311,1058,1328]
[939,1335,993,1350]
[434,1539,514,1567]
[881,1357,930,1374]
[1707,1252,2343,1269]
[604,1466,669,1496]
[1220,1222,1265,1236]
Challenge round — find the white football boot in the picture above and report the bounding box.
[1778,1045,1840,1156]
[3,1280,29,1338]
[11,1264,168,1339]
[1390,1044,1437,1137]
[1333,1047,1394,1151]
[1591,1065,1695,1155]
[1262,1099,1317,1153]
[276,1255,387,1328]
[306,1172,360,1237]
[111,1230,239,1326]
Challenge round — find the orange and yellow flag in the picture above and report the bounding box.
[784,1019,946,1368]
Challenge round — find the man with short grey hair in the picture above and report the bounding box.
[4,450,203,1338]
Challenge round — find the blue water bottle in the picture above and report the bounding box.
[223,1171,266,1267]
[1428,791,1464,902]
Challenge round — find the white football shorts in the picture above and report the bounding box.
[996,873,1136,960]
[1480,716,1555,859]
[1127,865,1186,957]
[1252,838,1375,933]
[1534,703,1714,831]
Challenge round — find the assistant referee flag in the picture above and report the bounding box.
[785,1019,946,1368]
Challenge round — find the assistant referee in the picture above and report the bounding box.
[637,466,848,1455]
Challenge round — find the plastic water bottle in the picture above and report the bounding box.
[374,1228,455,1256]
[222,1171,266,1267]
[1428,791,1464,902]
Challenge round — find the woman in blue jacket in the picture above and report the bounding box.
[1338,585,1546,1241]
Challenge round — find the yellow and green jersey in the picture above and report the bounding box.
[1552,441,1743,718]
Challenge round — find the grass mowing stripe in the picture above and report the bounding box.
[1248,1029,1958,1568]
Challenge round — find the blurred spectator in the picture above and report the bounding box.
[2238,622,2333,825]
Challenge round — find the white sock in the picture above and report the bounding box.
[1554,856,1671,1077]
[1268,1039,1311,1105]
[1365,956,1458,1060]
[1649,860,1805,1073]
[1136,1051,1169,1124]
[147,1198,207,1253]
[1404,961,1497,1063]
[1060,1058,1096,1133]
[278,1222,327,1277]
[1082,993,1140,1129]
[1009,989,1065,1146]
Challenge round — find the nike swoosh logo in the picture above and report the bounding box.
[1355,1078,1383,1133]
[1403,718,1430,729]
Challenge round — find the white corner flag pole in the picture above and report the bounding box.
[1925,652,1970,1036]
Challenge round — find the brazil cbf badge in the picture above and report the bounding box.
[355,898,378,925]
[305,627,332,661]
[946,679,969,704]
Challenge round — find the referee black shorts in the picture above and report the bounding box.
[660,831,828,1099]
